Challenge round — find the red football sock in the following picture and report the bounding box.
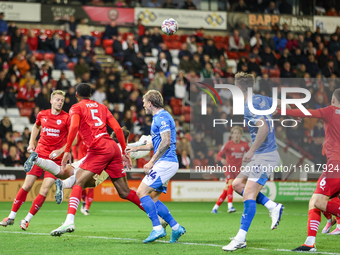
[326,200,340,218]
[227,185,233,203]
[81,189,86,202]
[337,217,340,224]
[216,189,228,206]
[307,208,321,237]
[126,190,145,212]
[11,188,28,213]
[85,188,94,210]
[29,194,46,216]
[322,211,332,220]
[67,185,83,215]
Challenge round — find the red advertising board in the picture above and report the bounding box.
[82,6,134,26]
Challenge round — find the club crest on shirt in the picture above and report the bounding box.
[241,147,244,151]
[57,120,62,125]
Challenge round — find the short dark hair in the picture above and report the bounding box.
[333,88,340,103]
[111,126,130,143]
[76,83,92,98]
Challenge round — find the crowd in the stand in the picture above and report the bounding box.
[1,0,336,168]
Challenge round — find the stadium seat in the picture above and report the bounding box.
[50,79,57,88]
[201,159,209,167]
[137,158,148,168]
[5,35,11,45]
[172,57,179,66]
[180,35,188,43]
[45,29,53,37]
[103,39,113,48]
[33,51,44,61]
[151,48,158,57]
[238,52,249,58]
[144,57,157,65]
[172,105,181,115]
[170,66,178,74]
[169,34,180,41]
[63,70,76,80]
[32,28,40,35]
[9,117,29,125]
[224,36,229,43]
[172,41,182,49]
[193,159,202,167]
[274,53,281,60]
[184,113,191,122]
[170,98,182,107]
[165,41,172,49]
[161,34,169,41]
[213,35,224,42]
[105,47,113,55]
[54,29,65,37]
[91,31,100,37]
[13,125,26,133]
[20,108,33,117]
[52,70,61,80]
[269,69,280,78]
[6,108,20,117]
[170,49,179,58]
[182,106,191,114]
[215,42,225,50]
[0,108,6,116]
[20,28,28,35]
[16,101,24,109]
[226,51,238,60]
[44,53,55,61]
[23,102,36,109]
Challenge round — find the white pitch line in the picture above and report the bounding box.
[1,231,339,255]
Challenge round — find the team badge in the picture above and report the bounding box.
[57,120,62,125]
[241,147,244,151]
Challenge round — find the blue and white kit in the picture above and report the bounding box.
[142,109,179,193]
[242,95,280,185]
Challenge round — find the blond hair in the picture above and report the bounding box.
[143,90,164,108]
[235,72,254,93]
[231,126,243,136]
[51,90,66,99]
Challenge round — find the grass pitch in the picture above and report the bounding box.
[0,201,339,255]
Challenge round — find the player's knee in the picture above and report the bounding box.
[309,197,316,209]
[118,190,129,199]
[22,183,32,192]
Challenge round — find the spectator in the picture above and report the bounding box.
[295,63,307,78]
[54,47,69,71]
[0,116,12,138]
[35,87,50,110]
[304,41,316,55]
[88,55,101,81]
[19,71,35,87]
[21,127,30,145]
[174,71,188,99]
[278,0,292,14]
[135,18,145,38]
[278,48,293,68]
[139,37,152,57]
[229,29,245,51]
[179,55,191,73]
[238,23,250,43]
[13,35,30,56]
[37,29,54,53]
[326,7,339,16]
[27,29,38,51]
[286,124,304,145]
[179,149,190,169]
[259,73,274,96]
[297,33,308,51]
[4,146,21,167]
[56,72,71,91]
[273,31,287,52]
[248,54,261,76]
[233,0,251,12]
[262,31,275,52]
[151,27,163,46]
[260,46,277,68]
[0,13,7,35]
[322,59,339,78]
[17,80,34,102]
[203,39,221,59]
[52,33,65,53]
[186,36,197,54]
[159,43,172,64]
[64,15,77,37]
[285,32,299,51]
[11,28,22,50]
[178,43,191,60]
[0,142,9,163]
[148,68,166,91]
[305,54,320,77]
[78,19,96,47]
[250,32,262,49]
[0,35,10,53]
[182,0,196,9]
[265,1,280,14]
[7,21,17,37]
[163,0,177,8]
[156,52,169,74]
[113,34,124,63]
[3,74,18,108]
[280,62,295,78]
[122,34,139,53]
[115,81,130,103]
[315,93,327,108]
[82,39,95,63]
[200,62,214,78]
[328,33,340,56]
[67,38,82,63]
[191,133,208,159]
[147,0,161,8]
[10,51,30,76]
[162,75,175,102]
[312,27,325,44]
[74,57,89,78]
[39,63,51,86]
[103,20,119,40]
[91,86,106,104]
[63,86,77,112]
[281,23,290,38]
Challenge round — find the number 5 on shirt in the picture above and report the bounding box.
[91,109,103,127]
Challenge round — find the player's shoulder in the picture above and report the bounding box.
[252,94,271,107]
[159,109,174,121]
[38,109,51,116]
[240,140,249,146]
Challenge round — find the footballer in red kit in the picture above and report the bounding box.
[212,126,249,214]
[0,90,70,231]
[277,88,340,252]
[50,83,145,237]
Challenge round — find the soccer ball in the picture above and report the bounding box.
[161,18,178,35]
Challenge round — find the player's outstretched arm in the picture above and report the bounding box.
[149,130,171,164]
[49,136,78,160]
[243,118,269,162]
[277,108,323,119]
[27,124,41,152]
[126,143,154,153]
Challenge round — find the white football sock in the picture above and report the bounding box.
[62,175,76,189]
[213,204,219,211]
[128,140,145,147]
[8,211,16,219]
[24,213,34,222]
[264,200,277,212]
[153,225,163,231]
[337,224,340,229]
[327,218,332,223]
[304,236,315,246]
[65,214,75,225]
[228,202,233,209]
[172,223,179,230]
[234,229,247,242]
[36,158,60,175]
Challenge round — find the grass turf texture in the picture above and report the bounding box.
[0,201,339,255]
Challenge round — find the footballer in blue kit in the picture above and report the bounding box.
[126,90,186,244]
[223,73,284,252]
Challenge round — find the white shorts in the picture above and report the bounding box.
[142,161,179,194]
[240,150,280,186]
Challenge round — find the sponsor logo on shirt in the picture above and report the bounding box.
[231,152,244,158]
[335,109,340,115]
[42,127,60,137]
[160,121,169,129]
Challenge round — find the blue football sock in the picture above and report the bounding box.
[240,199,256,232]
[140,196,161,227]
[155,200,177,228]
[240,189,269,206]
